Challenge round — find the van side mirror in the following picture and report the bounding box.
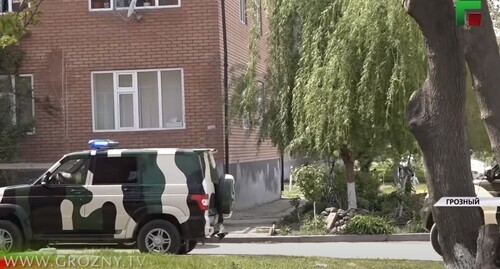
[41,174,50,186]
[485,164,500,182]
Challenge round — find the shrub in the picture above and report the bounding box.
[374,191,401,217]
[328,165,382,210]
[299,215,327,235]
[374,192,426,226]
[345,215,396,235]
[279,225,292,235]
[355,171,381,210]
[292,165,328,202]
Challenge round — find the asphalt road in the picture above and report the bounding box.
[53,241,442,261]
[191,241,442,261]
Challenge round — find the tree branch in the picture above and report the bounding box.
[21,0,45,28]
[403,0,455,31]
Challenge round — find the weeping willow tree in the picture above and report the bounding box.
[231,0,427,209]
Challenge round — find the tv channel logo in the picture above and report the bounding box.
[456,0,482,26]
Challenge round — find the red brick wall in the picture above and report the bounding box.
[225,0,279,164]
[17,0,225,163]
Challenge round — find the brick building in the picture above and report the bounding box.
[0,0,300,209]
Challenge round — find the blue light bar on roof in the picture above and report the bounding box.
[88,139,119,150]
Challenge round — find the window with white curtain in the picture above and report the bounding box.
[92,69,184,132]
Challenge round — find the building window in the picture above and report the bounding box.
[0,75,35,132]
[1,0,25,13]
[90,0,180,11]
[239,0,247,25]
[92,69,185,132]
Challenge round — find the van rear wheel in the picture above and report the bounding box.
[430,223,443,256]
[137,220,181,254]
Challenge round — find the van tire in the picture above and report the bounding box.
[137,220,181,254]
[430,223,443,256]
[0,220,24,252]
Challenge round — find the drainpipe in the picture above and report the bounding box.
[280,151,284,191]
[222,0,230,174]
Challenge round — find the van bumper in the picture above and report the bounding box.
[180,215,226,240]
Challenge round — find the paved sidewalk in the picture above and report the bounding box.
[222,198,296,237]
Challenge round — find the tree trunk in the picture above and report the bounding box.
[475,224,500,269]
[341,147,357,209]
[463,1,500,266]
[403,0,483,267]
[464,0,500,163]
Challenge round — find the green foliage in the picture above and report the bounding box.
[289,196,302,210]
[374,191,426,226]
[355,171,381,210]
[290,0,426,159]
[329,165,382,210]
[291,162,383,209]
[345,215,396,235]
[299,215,327,235]
[292,165,327,202]
[0,0,43,48]
[280,200,328,233]
[231,0,426,168]
[278,225,292,235]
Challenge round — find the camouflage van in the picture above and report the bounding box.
[0,140,235,254]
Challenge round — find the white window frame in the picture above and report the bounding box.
[91,68,186,133]
[0,74,35,134]
[88,0,181,12]
[239,0,247,25]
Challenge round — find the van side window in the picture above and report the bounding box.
[175,153,204,192]
[91,156,138,185]
[49,158,89,185]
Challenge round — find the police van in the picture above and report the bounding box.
[0,140,235,254]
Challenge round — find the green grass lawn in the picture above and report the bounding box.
[2,251,443,269]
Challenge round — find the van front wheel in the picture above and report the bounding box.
[0,220,24,252]
[137,220,181,254]
[430,223,443,256]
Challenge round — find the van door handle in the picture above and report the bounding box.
[69,189,83,195]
